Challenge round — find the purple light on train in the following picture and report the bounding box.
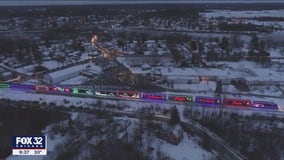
[195,96,221,107]
[10,83,35,91]
[142,93,167,101]
[251,101,278,110]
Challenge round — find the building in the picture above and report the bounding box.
[43,64,88,84]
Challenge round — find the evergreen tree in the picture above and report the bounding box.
[198,41,204,54]
[190,40,198,51]
[33,49,43,63]
[260,40,265,51]
[215,80,222,97]
[232,33,241,48]
[170,106,180,125]
[220,37,229,51]
[214,37,220,44]
[250,34,259,50]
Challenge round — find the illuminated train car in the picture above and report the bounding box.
[117,91,140,99]
[251,101,278,110]
[95,90,117,97]
[223,98,251,108]
[168,95,193,103]
[10,83,35,91]
[72,88,94,95]
[195,96,221,107]
[0,83,10,88]
[34,85,50,92]
[142,93,167,101]
[50,86,72,93]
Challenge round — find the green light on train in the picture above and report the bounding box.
[57,87,64,92]
[72,88,79,94]
[0,83,10,88]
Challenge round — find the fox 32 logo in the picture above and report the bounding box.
[12,136,47,155]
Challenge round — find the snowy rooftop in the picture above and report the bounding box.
[47,64,88,78]
[15,64,35,74]
[41,60,64,70]
[59,75,88,85]
[47,63,101,79]
[160,67,242,77]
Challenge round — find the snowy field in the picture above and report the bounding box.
[269,49,284,57]
[242,20,284,27]
[0,89,98,107]
[173,82,216,94]
[7,134,63,160]
[112,116,214,160]
[151,132,213,160]
[201,9,284,18]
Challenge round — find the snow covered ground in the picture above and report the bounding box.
[242,20,284,28]
[112,116,214,160]
[150,132,213,160]
[250,86,282,96]
[7,112,214,160]
[201,9,284,18]
[0,89,98,107]
[7,122,66,160]
[173,82,216,94]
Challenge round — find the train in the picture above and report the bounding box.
[0,82,279,110]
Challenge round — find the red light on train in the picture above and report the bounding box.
[200,99,215,103]
[174,97,186,101]
[232,100,242,105]
[223,98,251,107]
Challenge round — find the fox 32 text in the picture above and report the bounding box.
[12,136,47,155]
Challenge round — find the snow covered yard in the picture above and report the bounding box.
[149,132,214,160]
[201,9,284,18]
[173,82,216,94]
[46,114,216,160]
